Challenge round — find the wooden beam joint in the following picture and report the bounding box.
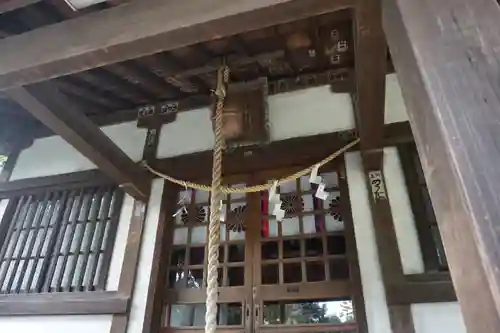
[5,86,150,201]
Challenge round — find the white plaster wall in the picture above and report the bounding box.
[156,108,215,158]
[10,121,146,180]
[384,146,424,274]
[106,194,136,291]
[345,152,392,333]
[385,73,410,124]
[412,303,466,333]
[268,86,355,141]
[0,315,113,333]
[157,73,408,158]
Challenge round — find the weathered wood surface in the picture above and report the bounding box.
[383,0,500,331]
[0,0,353,90]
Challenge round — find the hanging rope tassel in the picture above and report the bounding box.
[205,64,229,333]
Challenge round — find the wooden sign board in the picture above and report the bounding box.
[214,77,269,148]
[368,170,387,201]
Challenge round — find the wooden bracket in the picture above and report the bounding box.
[137,102,178,128]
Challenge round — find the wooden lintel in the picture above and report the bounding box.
[353,0,387,153]
[0,0,354,90]
[5,86,150,201]
[382,0,500,331]
[387,281,457,305]
[151,121,412,181]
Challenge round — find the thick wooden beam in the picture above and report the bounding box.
[5,85,150,201]
[152,121,412,181]
[382,0,500,331]
[0,0,41,14]
[0,0,353,90]
[387,281,456,305]
[353,0,387,152]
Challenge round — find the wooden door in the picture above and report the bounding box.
[161,166,365,333]
[163,174,254,333]
[251,165,360,333]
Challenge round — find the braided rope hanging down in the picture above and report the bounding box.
[205,64,229,333]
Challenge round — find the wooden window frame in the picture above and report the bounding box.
[0,170,129,316]
[397,142,448,272]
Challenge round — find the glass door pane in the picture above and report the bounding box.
[253,167,356,333]
[164,180,252,332]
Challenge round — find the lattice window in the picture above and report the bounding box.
[260,172,349,285]
[168,186,247,290]
[0,185,123,294]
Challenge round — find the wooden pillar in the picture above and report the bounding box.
[109,126,162,333]
[382,0,500,331]
[362,151,415,333]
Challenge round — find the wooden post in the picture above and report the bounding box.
[362,151,415,333]
[382,0,500,331]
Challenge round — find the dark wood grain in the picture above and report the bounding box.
[360,151,415,333]
[90,67,352,127]
[5,86,150,201]
[397,143,440,271]
[0,0,353,90]
[152,121,413,182]
[353,0,387,152]
[0,0,41,14]
[141,182,178,333]
[340,161,368,333]
[110,199,149,333]
[387,280,456,305]
[0,169,112,199]
[383,0,500,330]
[389,306,415,333]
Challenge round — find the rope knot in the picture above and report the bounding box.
[213,86,227,99]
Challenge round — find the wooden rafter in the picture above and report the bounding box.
[383,0,500,331]
[5,85,150,201]
[0,0,354,90]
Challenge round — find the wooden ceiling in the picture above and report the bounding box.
[0,1,357,132]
